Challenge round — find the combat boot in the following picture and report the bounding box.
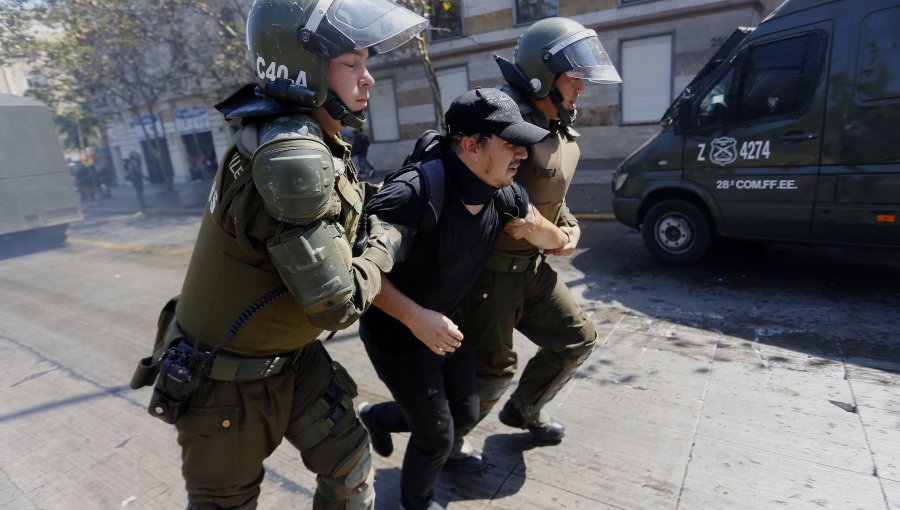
[498,400,565,443]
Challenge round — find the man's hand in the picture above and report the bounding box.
[547,225,580,256]
[503,203,538,240]
[408,309,464,356]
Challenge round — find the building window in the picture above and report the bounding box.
[516,0,557,25]
[436,66,469,115]
[621,34,672,123]
[369,78,400,142]
[429,1,463,42]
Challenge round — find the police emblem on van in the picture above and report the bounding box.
[710,137,738,166]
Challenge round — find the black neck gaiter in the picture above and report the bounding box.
[445,150,497,206]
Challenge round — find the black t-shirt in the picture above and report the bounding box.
[361,150,529,343]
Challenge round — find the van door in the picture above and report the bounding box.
[813,5,900,247]
[682,24,831,240]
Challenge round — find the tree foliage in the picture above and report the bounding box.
[394,0,459,129]
[0,0,249,190]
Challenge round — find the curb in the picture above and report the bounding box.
[574,213,616,221]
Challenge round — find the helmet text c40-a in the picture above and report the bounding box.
[245,0,427,125]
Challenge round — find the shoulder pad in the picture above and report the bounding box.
[497,84,533,116]
[258,114,325,146]
[252,115,336,225]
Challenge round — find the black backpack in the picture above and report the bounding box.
[353,130,522,255]
[396,129,521,233]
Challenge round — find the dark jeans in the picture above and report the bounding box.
[360,315,479,510]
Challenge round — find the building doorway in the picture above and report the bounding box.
[181,131,217,182]
[141,138,174,184]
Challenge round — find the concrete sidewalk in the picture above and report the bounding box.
[0,213,897,509]
[80,159,617,218]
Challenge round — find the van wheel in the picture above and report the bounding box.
[641,200,710,265]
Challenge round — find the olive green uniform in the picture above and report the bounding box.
[169,114,385,510]
[458,89,597,430]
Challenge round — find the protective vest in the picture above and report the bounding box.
[493,85,581,258]
[175,117,363,356]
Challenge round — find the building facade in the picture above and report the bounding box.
[99,0,782,185]
[101,97,235,186]
[366,0,782,168]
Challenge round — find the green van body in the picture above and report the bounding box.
[612,0,900,264]
[0,94,82,242]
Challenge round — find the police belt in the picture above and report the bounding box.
[483,253,542,273]
[202,346,303,382]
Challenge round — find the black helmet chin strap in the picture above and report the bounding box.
[549,85,576,127]
[323,90,366,129]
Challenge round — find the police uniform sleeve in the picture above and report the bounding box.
[247,117,398,331]
[557,201,579,228]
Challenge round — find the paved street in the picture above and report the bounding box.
[0,195,898,509]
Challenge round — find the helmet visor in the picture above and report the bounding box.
[561,36,622,84]
[325,0,428,54]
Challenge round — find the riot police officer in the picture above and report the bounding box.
[454,17,622,456]
[152,1,427,508]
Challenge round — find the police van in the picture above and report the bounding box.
[0,95,82,244]
[612,0,899,264]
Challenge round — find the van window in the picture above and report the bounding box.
[697,68,735,127]
[736,32,826,122]
[857,7,900,102]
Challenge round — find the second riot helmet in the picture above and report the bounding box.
[496,17,621,124]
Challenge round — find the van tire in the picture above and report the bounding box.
[641,200,710,265]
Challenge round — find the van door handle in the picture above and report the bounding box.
[779,131,819,143]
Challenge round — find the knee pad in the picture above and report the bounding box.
[316,442,374,506]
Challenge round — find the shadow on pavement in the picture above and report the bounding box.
[0,226,69,261]
[568,223,900,376]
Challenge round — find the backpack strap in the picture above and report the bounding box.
[493,183,523,220]
[353,158,446,255]
[402,129,443,167]
[418,158,445,234]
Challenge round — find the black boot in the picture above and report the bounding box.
[358,403,393,457]
[498,400,565,443]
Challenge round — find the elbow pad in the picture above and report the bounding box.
[267,219,356,329]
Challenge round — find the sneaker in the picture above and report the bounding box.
[358,402,393,457]
[444,437,488,473]
[498,400,565,443]
[445,451,488,473]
